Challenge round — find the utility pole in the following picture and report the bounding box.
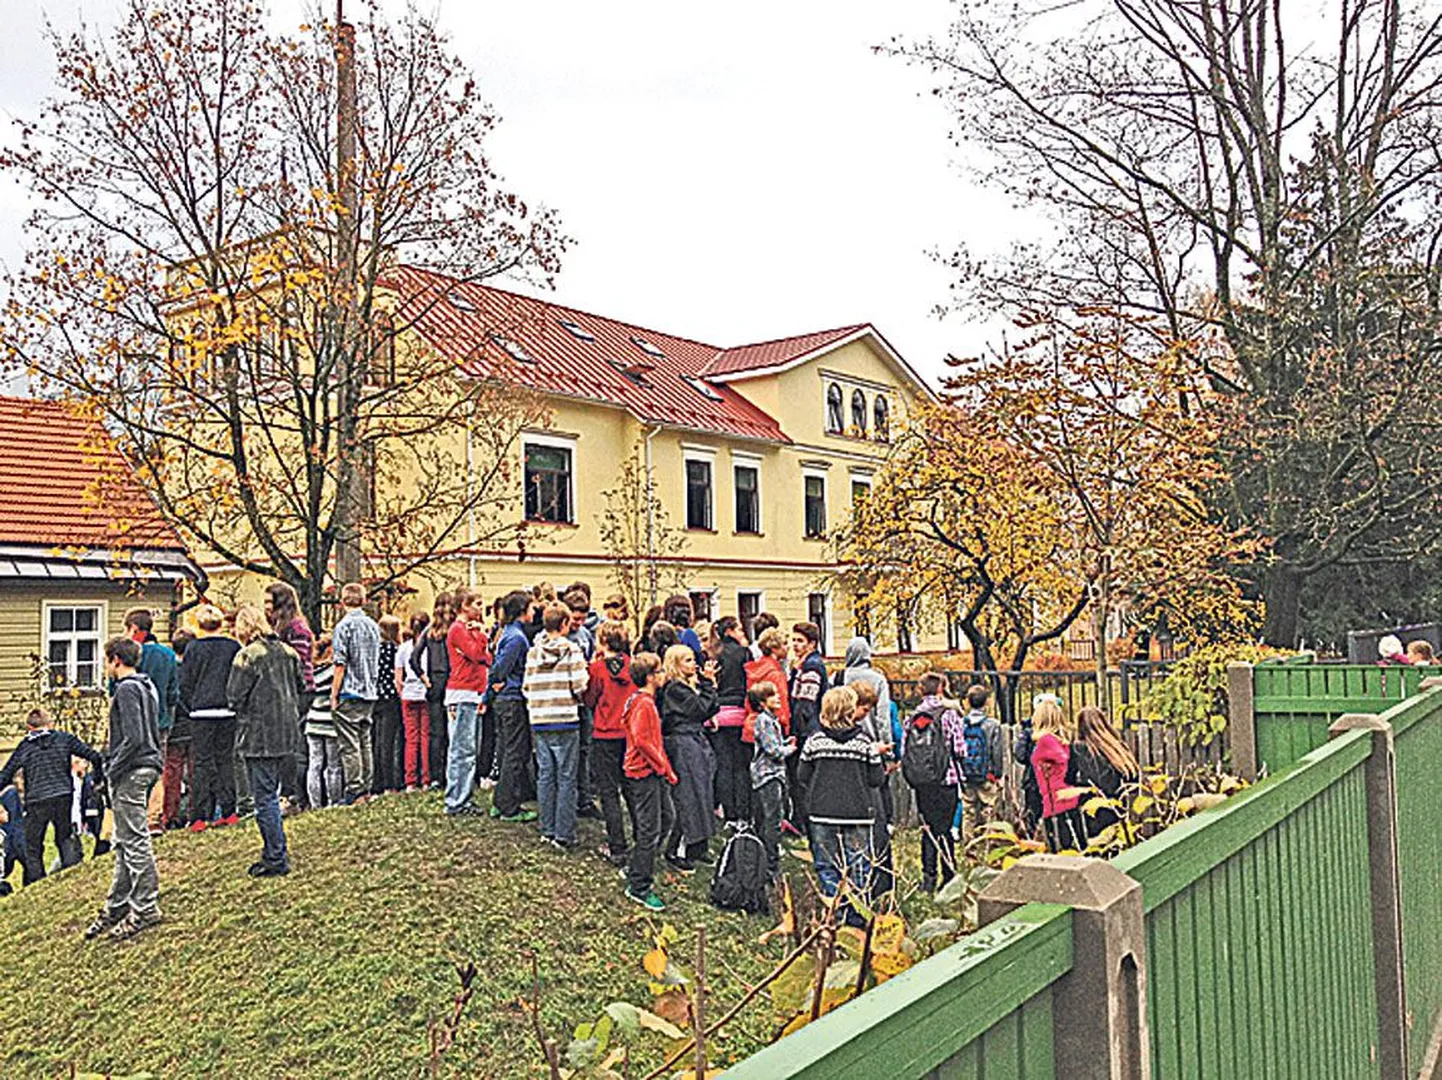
[333,0,366,594]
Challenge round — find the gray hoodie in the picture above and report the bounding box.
[841,636,892,743]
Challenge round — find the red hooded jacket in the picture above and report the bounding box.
[743,654,791,742]
[582,654,632,740]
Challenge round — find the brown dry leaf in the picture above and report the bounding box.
[652,989,691,1028]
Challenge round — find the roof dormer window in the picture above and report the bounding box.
[683,375,724,402]
[558,319,595,342]
[448,292,478,313]
[632,336,666,359]
[489,333,534,364]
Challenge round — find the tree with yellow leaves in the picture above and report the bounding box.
[0,0,564,627]
[953,314,1259,708]
[842,311,1256,718]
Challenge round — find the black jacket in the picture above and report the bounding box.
[660,677,718,738]
[0,729,103,802]
[797,724,884,826]
[228,636,307,759]
[181,635,243,719]
[423,635,451,703]
[107,673,164,780]
[715,640,749,708]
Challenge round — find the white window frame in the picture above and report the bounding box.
[802,466,829,540]
[737,590,766,639]
[42,600,108,690]
[732,450,763,535]
[682,445,717,532]
[688,587,718,623]
[522,432,578,525]
[849,468,873,507]
[806,591,831,655]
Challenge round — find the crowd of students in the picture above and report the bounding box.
[0,575,1192,937]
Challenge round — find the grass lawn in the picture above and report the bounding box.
[0,789,815,1079]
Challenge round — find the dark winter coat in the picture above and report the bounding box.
[228,636,306,760]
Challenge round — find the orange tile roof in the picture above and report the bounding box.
[0,395,184,551]
[701,325,869,379]
[389,267,888,443]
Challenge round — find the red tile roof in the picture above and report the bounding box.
[0,396,184,551]
[388,267,894,443]
[701,325,868,379]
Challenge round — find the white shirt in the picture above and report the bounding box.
[394,640,429,703]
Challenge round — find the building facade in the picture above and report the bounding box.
[382,268,933,653]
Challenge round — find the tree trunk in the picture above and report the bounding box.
[1094,571,1112,715]
[1262,564,1304,648]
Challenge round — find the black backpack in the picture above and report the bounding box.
[709,824,771,914]
[902,707,953,787]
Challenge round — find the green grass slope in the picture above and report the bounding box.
[0,792,789,1078]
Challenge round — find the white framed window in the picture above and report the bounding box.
[733,450,763,534]
[850,469,873,507]
[807,592,831,655]
[689,588,717,623]
[523,432,577,524]
[738,590,765,640]
[803,467,828,539]
[43,601,107,690]
[683,446,716,531]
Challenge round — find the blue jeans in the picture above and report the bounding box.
[247,757,289,871]
[534,729,579,842]
[810,821,872,901]
[445,701,481,813]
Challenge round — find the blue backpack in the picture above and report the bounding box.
[960,716,990,786]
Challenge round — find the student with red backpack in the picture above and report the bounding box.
[900,673,966,894]
[956,684,1003,844]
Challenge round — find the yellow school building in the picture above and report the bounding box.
[343,267,934,653]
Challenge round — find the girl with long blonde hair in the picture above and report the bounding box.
[1029,698,1084,852]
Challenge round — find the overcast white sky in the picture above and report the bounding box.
[0,0,1013,387]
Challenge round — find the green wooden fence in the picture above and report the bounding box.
[1388,690,1442,1075]
[723,902,1070,1079]
[726,680,1442,1079]
[1112,728,1381,1078]
[1251,655,1425,773]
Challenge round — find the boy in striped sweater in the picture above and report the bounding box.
[522,604,590,849]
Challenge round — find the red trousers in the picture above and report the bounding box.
[401,700,431,786]
[163,740,192,825]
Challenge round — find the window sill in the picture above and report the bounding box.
[824,429,891,446]
[686,526,717,535]
[803,534,829,543]
[733,531,764,538]
[524,519,579,529]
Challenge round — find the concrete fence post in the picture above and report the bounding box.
[978,856,1150,1080]
[1329,712,1408,1080]
[1227,661,1257,781]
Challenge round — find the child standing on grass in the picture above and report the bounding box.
[748,681,794,882]
[0,707,105,885]
[798,686,885,912]
[622,653,677,912]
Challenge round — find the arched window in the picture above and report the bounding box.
[874,396,890,441]
[851,389,867,434]
[825,382,844,433]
